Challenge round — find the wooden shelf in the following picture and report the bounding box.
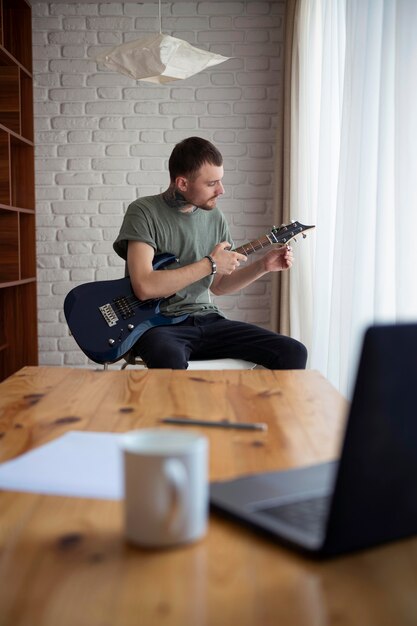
[0,65,20,134]
[2,0,32,73]
[0,49,34,142]
[0,0,37,381]
[0,128,10,204]
[0,208,19,283]
[0,282,38,380]
[20,69,34,141]
[10,135,35,208]
[20,211,36,279]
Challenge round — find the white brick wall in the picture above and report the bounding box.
[33,0,285,367]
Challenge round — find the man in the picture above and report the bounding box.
[113,137,307,369]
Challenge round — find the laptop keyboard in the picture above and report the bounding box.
[256,494,331,536]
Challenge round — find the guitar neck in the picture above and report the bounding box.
[234,234,274,257]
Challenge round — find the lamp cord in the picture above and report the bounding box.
[158,0,162,33]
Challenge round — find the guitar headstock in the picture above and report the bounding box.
[268,221,315,246]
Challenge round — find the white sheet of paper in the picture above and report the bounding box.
[0,431,124,500]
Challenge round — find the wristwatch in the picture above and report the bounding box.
[204,255,217,275]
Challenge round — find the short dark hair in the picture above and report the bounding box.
[168,137,223,181]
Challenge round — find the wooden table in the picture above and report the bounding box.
[1,367,416,626]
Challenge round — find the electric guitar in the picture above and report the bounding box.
[64,221,315,364]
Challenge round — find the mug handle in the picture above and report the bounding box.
[163,459,188,536]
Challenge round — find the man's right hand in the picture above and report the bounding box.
[209,242,248,275]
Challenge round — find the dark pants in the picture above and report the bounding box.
[133,314,307,370]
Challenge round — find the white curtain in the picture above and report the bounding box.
[289,0,417,396]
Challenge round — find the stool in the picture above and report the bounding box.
[120,353,256,370]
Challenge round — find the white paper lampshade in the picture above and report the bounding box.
[96,33,231,84]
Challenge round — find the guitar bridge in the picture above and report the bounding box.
[99,303,119,327]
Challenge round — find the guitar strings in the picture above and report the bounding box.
[114,228,297,316]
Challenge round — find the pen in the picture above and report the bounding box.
[160,417,268,431]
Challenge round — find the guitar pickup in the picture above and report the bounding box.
[113,296,135,320]
[99,303,119,327]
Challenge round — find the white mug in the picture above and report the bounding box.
[121,429,209,548]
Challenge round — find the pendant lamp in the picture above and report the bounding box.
[96,0,231,83]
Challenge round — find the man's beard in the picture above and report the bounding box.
[197,197,218,211]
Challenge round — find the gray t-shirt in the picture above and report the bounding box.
[113,194,232,317]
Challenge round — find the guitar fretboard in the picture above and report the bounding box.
[235,234,274,257]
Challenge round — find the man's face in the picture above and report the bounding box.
[177,163,225,210]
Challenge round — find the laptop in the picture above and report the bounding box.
[210,323,417,557]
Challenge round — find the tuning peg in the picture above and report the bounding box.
[302,233,307,239]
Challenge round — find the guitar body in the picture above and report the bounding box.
[64,253,188,364]
[64,222,315,365]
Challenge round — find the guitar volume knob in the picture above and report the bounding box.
[108,338,115,345]
[128,324,134,331]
